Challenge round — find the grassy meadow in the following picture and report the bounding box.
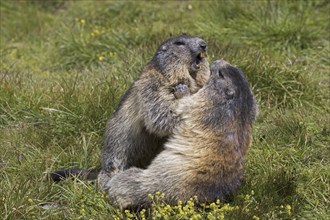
[0,0,329,219]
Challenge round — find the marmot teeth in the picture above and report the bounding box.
[200,51,207,58]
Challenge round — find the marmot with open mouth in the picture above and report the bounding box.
[103,60,257,210]
[50,35,210,183]
[98,35,210,185]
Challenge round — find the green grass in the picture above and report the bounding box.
[0,0,329,219]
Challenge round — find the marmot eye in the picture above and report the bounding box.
[218,69,224,78]
[174,41,186,46]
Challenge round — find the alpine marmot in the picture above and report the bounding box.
[50,35,210,182]
[98,35,210,184]
[101,59,257,209]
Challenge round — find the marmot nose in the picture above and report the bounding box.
[199,41,207,51]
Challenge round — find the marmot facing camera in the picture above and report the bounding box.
[98,35,210,186]
[103,60,257,209]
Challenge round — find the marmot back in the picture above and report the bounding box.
[103,60,257,209]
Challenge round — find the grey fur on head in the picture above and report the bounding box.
[152,34,208,76]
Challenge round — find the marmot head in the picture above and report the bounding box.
[207,60,257,125]
[151,34,209,78]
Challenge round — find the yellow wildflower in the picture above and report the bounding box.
[286,204,292,215]
[94,29,100,35]
[124,209,133,218]
[91,29,100,37]
[140,209,146,220]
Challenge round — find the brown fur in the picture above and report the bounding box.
[98,35,210,186]
[102,60,257,209]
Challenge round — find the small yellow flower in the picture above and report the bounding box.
[91,29,100,37]
[109,51,117,59]
[80,19,85,24]
[94,29,100,35]
[221,204,234,212]
[124,209,133,218]
[140,209,146,220]
[252,216,260,220]
[191,214,202,220]
[98,56,104,61]
[28,198,33,203]
[286,204,292,215]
